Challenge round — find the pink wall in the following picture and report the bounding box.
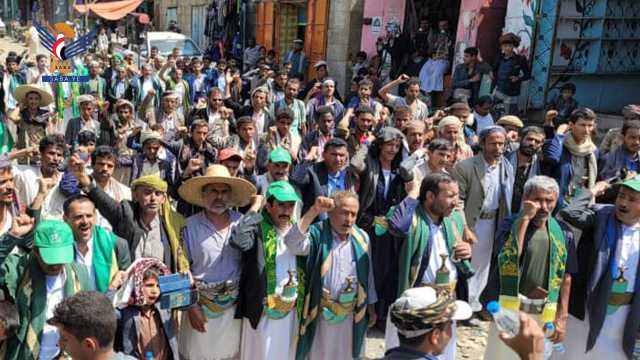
[360,0,407,56]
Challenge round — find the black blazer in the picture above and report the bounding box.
[290,161,358,215]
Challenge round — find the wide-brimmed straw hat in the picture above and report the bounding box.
[178,164,256,208]
[15,84,54,107]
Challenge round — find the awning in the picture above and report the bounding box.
[74,0,144,20]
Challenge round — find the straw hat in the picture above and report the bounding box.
[15,84,53,107]
[178,164,256,208]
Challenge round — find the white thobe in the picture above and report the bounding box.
[240,228,298,360]
[39,271,66,360]
[179,211,243,360]
[384,218,459,360]
[284,225,377,360]
[468,161,501,311]
[563,224,640,360]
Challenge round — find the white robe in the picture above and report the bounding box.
[240,229,298,360]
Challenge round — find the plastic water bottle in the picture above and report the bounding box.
[145,352,154,360]
[543,322,566,359]
[486,301,520,338]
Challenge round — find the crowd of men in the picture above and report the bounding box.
[0,23,639,360]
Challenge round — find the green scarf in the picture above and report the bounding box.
[498,214,567,323]
[295,220,370,360]
[55,81,80,121]
[92,225,118,293]
[261,214,279,296]
[397,207,474,297]
[9,257,90,360]
[0,120,14,154]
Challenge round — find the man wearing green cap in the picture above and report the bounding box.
[231,180,302,359]
[0,218,92,360]
[560,178,640,360]
[256,147,294,195]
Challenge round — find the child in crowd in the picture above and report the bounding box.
[0,301,18,358]
[113,258,179,360]
[351,51,368,80]
[548,82,578,125]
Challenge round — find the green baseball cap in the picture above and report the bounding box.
[267,181,300,203]
[34,220,75,265]
[269,147,292,164]
[622,177,640,192]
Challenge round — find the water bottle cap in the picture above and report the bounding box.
[145,351,153,359]
[545,322,555,331]
[486,301,500,314]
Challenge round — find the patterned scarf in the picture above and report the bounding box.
[498,214,567,323]
[112,258,169,309]
[563,132,598,191]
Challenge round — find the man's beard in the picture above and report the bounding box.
[519,144,539,157]
[208,204,229,215]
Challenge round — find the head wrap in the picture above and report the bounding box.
[131,175,168,193]
[390,288,460,338]
[478,125,507,142]
[437,116,462,131]
[322,78,335,87]
[112,258,170,308]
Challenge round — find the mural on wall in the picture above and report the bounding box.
[504,0,538,58]
[360,0,407,55]
[453,0,484,70]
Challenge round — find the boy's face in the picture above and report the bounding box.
[561,89,573,100]
[142,276,161,305]
[358,85,372,99]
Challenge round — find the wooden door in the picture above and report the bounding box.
[305,0,328,79]
[256,1,274,48]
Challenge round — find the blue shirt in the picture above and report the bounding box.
[623,152,639,173]
[327,169,346,196]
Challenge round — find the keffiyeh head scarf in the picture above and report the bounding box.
[112,258,170,309]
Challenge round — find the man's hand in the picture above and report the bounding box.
[146,89,156,98]
[499,313,544,360]
[305,146,319,162]
[470,74,481,82]
[243,149,257,170]
[37,177,57,196]
[453,241,472,260]
[591,181,610,197]
[249,195,265,213]
[184,157,203,177]
[313,197,335,213]
[550,317,566,343]
[397,74,410,82]
[68,154,91,188]
[10,214,35,238]
[544,110,558,126]
[462,225,477,245]
[109,271,127,290]
[521,200,540,221]
[187,306,208,333]
[405,179,420,199]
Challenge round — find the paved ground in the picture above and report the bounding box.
[364,322,490,359]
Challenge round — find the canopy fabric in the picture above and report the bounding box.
[74,0,144,20]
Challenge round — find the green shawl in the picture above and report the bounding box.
[397,207,474,296]
[55,80,80,121]
[498,213,567,323]
[7,257,91,360]
[295,220,370,360]
[92,225,118,293]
